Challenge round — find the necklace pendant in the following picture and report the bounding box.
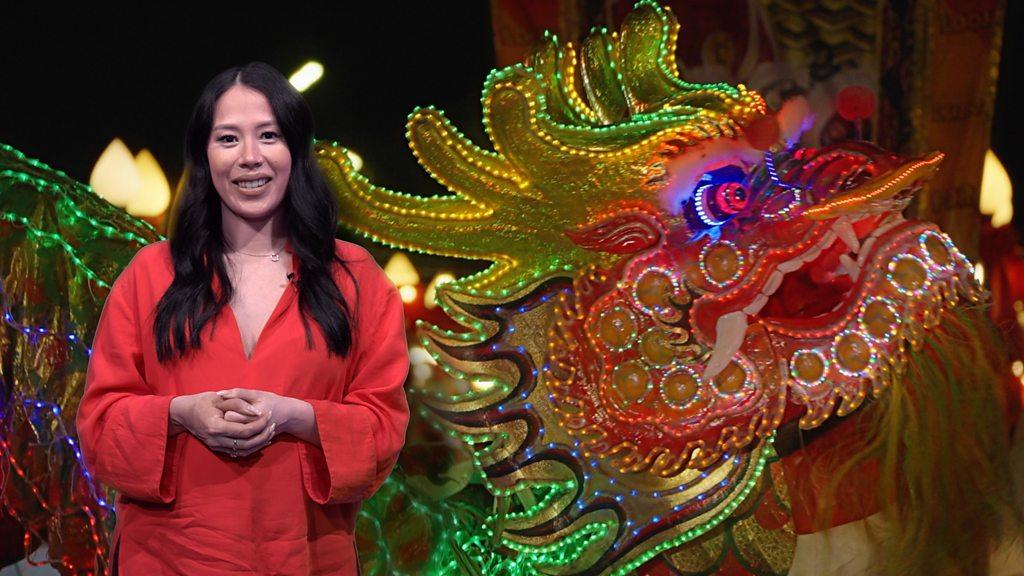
[270,252,280,262]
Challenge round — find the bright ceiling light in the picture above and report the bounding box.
[346,150,363,172]
[289,61,323,92]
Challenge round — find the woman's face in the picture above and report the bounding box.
[207,84,292,222]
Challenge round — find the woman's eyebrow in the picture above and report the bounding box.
[212,121,277,131]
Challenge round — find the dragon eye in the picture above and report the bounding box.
[684,166,749,238]
[714,182,748,213]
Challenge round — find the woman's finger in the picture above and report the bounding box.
[228,422,277,457]
[223,410,253,423]
[215,396,261,416]
[217,388,260,402]
[235,421,276,451]
[215,409,273,439]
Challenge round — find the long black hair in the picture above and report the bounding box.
[154,61,357,362]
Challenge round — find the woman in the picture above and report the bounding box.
[75,61,411,575]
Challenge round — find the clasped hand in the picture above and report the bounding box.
[176,388,289,458]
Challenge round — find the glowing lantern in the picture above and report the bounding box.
[384,252,419,285]
[126,149,171,217]
[979,149,1013,228]
[399,285,418,304]
[425,272,455,309]
[89,138,139,207]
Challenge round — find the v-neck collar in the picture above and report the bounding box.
[215,239,300,362]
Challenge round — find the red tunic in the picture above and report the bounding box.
[75,239,411,575]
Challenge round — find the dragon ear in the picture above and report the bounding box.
[776,96,814,148]
[744,113,781,151]
[738,97,815,152]
[563,202,665,254]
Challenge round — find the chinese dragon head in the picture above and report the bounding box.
[315,2,1018,574]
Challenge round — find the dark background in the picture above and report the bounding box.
[0,4,494,211]
[990,0,1021,232]
[0,3,1020,238]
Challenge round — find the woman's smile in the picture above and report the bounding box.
[233,176,272,192]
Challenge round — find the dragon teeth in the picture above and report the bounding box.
[762,270,784,296]
[778,258,803,273]
[839,254,861,279]
[856,237,877,266]
[743,293,769,315]
[834,218,860,253]
[703,311,747,382]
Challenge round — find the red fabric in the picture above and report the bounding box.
[779,408,881,534]
[75,239,411,575]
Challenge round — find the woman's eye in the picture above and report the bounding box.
[215,132,278,144]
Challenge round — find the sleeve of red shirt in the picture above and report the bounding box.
[298,259,411,505]
[75,249,183,504]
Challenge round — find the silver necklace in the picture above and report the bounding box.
[226,241,286,262]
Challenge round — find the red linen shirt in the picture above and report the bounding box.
[75,238,411,575]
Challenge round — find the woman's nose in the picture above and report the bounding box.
[239,140,263,167]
